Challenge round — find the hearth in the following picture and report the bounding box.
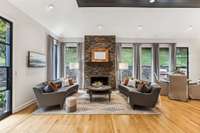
[91,76,109,85]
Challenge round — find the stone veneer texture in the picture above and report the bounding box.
[84,35,116,89]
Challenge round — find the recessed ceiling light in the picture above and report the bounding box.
[187,25,193,31]
[149,0,156,3]
[97,25,104,30]
[184,25,193,33]
[48,4,54,10]
[137,25,143,30]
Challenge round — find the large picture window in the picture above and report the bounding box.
[159,46,170,80]
[120,45,134,80]
[0,16,12,120]
[140,46,153,81]
[176,47,189,76]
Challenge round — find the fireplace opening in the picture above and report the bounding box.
[91,76,109,85]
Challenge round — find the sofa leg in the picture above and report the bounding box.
[131,105,135,110]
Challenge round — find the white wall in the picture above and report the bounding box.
[0,0,50,112]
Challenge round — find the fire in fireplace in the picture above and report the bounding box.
[90,76,109,85]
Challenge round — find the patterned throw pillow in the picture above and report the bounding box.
[123,78,129,86]
[69,79,74,85]
[48,81,60,91]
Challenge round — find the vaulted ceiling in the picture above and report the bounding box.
[7,0,200,39]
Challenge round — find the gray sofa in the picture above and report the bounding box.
[33,82,79,108]
[118,83,161,108]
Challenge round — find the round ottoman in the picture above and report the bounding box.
[65,96,77,112]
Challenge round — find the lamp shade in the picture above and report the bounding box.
[119,63,128,70]
[69,63,79,70]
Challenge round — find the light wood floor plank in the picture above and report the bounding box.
[1,96,200,133]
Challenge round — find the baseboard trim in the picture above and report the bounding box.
[13,98,37,113]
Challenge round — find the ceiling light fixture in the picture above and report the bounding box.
[97,25,104,30]
[48,4,54,10]
[187,25,193,31]
[149,0,156,3]
[137,25,143,30]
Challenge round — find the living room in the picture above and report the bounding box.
[1,0,200,132]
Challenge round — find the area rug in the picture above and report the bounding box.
[33,91,161,115]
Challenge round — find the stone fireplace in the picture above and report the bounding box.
[84,35,116,89]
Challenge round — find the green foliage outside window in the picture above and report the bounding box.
[176,48,188,67]
[121,47,133,66]
[141,48,152,65]
[64,47,78,65]
[0,20,7,65]
[159,48,169,66]
[0,93,5,108]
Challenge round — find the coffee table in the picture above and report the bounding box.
[87,85,112,102]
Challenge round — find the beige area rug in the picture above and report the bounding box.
[33,91,161,115]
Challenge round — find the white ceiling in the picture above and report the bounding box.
[7,0,200,39]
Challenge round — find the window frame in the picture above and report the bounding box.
[159,44,171,80]
[0,16,13,120]
[140,44,153,82]
[176,47,189,78]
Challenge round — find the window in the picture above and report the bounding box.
[140,46,153,81]
[159,47,170,80]
[120,45,134,80]
[65,43,80,83]
[0,16,12,120]
[176,47,189,76]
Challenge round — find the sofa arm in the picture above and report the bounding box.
[129,91,159,108]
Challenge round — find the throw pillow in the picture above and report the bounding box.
[137,81,144,91]
[141,85,152,93]
[48,81,60,91]
[43,85,54,93]
[69,79,74,85]
[123,78,129,86]
[127,79,137,88]
[62,78,69,87]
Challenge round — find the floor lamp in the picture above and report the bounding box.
[69,63,79,82]
[119,63,128,82]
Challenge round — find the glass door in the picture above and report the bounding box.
[0,16,12,120]
[140,45,153,81]
[64,43,80,84]
[176,47,189,77]
[159,45,170,80]
[120,44,134,80]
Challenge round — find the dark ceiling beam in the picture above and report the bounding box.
[76,0,200,8]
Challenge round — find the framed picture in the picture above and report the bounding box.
[91,48,109,62]
[28,51,46,67]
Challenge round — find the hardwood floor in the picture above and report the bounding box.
[1,96,200,133]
